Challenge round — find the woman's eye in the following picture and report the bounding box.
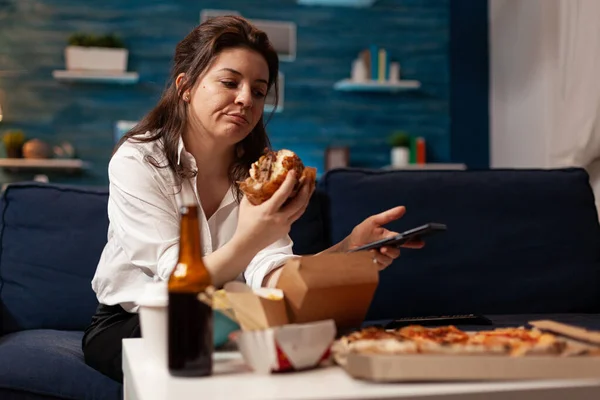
[253,90,266,98]
[221,81,237,88]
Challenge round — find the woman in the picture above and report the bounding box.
[82,15,419,383]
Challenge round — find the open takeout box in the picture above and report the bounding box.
[275,251,378,329]
[342,320,600,382]
[223,281,336,373]
[222,251,378,373]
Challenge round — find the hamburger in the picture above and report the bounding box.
[239,149,317,205]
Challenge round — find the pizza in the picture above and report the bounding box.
[331,327,418,366]
[332,325,577,364]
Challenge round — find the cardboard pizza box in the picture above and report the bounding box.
[529,320,600,345]
[344,352,600,382]
[275,251,379,329]
[341,320,600,382]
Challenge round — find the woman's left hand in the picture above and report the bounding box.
[344,206,424,270]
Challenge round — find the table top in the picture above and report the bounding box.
[123,338,600,400]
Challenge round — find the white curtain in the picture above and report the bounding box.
[550,0,600,210]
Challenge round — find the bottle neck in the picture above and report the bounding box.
[169,205,212,292]
[178,205,202,262]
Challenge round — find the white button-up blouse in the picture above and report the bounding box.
[91,133,298,312]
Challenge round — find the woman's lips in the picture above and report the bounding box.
[227,114,248,125]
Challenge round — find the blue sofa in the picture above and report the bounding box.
[1,167,600,400]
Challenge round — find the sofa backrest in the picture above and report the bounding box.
[0,181,329,335]
[0,182,109,334]
[319,167,600,320]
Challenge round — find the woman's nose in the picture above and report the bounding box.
[235,87,253,108]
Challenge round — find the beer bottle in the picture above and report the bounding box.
[168,204,213,377]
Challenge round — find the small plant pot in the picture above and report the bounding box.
[65,46,128,72]
[5,146,22,159]
[391,146,409,167]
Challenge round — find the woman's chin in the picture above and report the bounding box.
[218,125,253,143]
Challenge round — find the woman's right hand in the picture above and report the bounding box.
[233,170,315,254]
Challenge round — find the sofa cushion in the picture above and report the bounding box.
[0,389,64,400]
[0,182,109,334]
[320,168,600,320]
[0,329,121,400]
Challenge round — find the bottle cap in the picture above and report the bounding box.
[136,278,168,308]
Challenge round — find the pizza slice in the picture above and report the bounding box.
[468,327,567,356]
[393,325,510,355]
[331,327,418,366]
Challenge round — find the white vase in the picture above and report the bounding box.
[391,147,409,167]
[65,46,128,72]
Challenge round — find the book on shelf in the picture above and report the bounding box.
[357,46,394,82]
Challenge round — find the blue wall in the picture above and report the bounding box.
[0,0,455,185]
[450,0,489,170]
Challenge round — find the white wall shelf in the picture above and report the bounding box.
[199,10,296,62]
[298,0,376,7]
[0,70,26,77]
[52,70,139,85]
[333,79,421,92]
[0,158,91,172]
[251,19,297,62]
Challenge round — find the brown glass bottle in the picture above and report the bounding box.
[168,204,213,377]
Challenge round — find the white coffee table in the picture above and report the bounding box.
[123,338,600,400]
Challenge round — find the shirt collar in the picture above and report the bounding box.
[175,136,236,210]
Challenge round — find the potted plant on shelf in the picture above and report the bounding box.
[3,130,25,158]
[388,131,411,167]
[65,33,128,73]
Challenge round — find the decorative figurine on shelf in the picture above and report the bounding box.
[53,142,76,159]
[22,138,52,159]
[388,131,410,167]
[2,130,25,158]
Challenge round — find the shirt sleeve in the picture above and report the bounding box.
[108,144,181,280]
[243,235,300,289]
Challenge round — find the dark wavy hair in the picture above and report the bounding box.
[115,16,279,200]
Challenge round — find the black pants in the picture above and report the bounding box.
[82,304,141,383]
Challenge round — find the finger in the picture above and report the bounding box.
[380,246,401,259]
[369,206,406,227]
[288,203,308,223]
[265,170,297,211]
[376,248,396,266]
[281,178,311,217]
[370,250,392,271]
[287,181,316,223]
[401,238,425,249]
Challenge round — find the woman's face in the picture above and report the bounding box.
[182,47,270,147]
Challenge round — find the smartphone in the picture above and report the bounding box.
[348,222,447,253]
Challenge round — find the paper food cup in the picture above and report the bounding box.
[136,279,168,368]
[236,319,336,374]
